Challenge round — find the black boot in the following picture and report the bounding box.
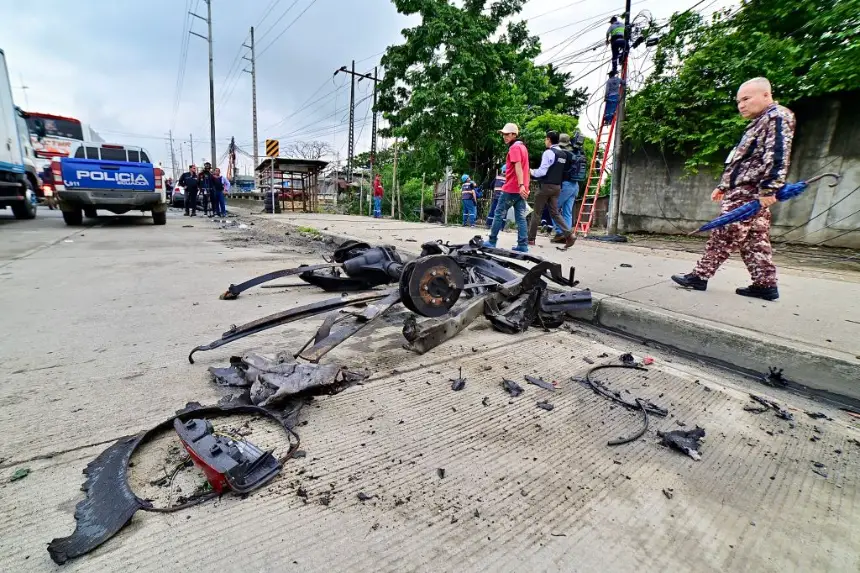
[671,273,708,291]
[736,284,779,301]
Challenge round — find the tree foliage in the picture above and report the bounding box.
[377,0,586,185]
[283,140,333,160]
[625,0,860,172]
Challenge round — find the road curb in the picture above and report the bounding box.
[241,212,859,405]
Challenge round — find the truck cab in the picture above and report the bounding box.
[52,142,167,226]
[0,48,37,220]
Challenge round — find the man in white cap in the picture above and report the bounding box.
[487,123,530,252]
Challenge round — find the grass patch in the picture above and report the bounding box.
[296,226,322,238]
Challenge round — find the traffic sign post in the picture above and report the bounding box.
[265,139,278,210]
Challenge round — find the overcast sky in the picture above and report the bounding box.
[1,0,737,175]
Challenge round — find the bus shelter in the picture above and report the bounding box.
[256,157,328,213]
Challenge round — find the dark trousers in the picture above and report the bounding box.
[611,37,626,74]
[604,96,619,124]
[528,184,571,241]
[200,190,211,214]
[184,189,198,214]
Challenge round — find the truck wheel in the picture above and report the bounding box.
[84,208,98,218]
[152,211,167,225]
[62,208,84,226]
[11,181,38,220]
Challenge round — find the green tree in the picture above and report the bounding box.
[625,0,860,172]
[377,0,564,185]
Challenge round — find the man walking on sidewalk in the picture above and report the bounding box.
[179,164,199,216]
[487,123,530,252]
[552,133,580,243]
[672,77,795,301]
[528,131,576,248]
[372,174,384,218]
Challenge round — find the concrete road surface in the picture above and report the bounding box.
[0,208,858,572]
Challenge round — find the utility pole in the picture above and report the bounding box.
[179,143,185,171]
[391,139,399,218]
[242,27,258,171]
[168,130,178,179]
[190,0,216,169]
[369,67,378,185]
[608,0,632,236]
[334,60,365,182]
[190,134,195,165]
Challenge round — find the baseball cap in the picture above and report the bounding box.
[498,123,519,135]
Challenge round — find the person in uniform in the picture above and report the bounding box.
[460,174,478,227]
[672,77,795,301]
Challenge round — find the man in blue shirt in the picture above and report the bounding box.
[529,131,575,248]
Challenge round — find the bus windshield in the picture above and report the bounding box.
[25,113,84,140]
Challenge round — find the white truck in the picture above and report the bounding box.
[0,48,37,219]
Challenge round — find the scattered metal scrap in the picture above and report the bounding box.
[450,367,467,391]
[748,393,795,421]
[658,427,706,461]
[501,378,524,397]
[209,352,368,407]
[580,363,669,448]
[525,375,556,391]
[47,401,301,565]
[220,241,405,299]
[195,237,592,363]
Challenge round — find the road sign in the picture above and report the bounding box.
[265,139,279,158]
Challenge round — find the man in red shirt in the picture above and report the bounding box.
[372,174,384,218]
[486,123,530,252]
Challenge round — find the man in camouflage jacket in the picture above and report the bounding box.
[672,77,795,301]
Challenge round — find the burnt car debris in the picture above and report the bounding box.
[195,237,593,363]
[47,400,303,564]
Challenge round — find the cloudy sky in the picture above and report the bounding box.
[1,0,737,175]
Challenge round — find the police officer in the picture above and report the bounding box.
[672,77,795,301]
[529,131,575,248]
[198,162,215,217]
[460,174,478,226]
[179,164,199,216]
[552,133,581,243]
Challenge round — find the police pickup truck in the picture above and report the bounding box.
[50,143,167,226]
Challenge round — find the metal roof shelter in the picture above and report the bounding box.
[255,157,328,213]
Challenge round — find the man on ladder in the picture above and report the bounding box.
[606,16,627,75]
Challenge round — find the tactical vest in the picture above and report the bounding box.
[461,181,475,200]
[543,148,567,185]
[610,23,625,37]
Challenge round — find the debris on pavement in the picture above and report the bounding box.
[812,468,829,478]
[642,356,655,366]
[662,488,674,500]
[437,468,446,479]
[763,367,787,387]
[619,353,635,365]
[805,411,830,420]
[748,394,794,421]
[203,237,591,361]
[536,400,554,411]
[9,468,30,482]
[47,401,301,565]
[357,492,374,502]
[581,364,669,447]
[658,427,705,461]
[450,367,467,391]
[525,375,555,391]
[501,378,524,397]
[209,352,368,408]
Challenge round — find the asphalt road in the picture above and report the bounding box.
[0,208,858,572]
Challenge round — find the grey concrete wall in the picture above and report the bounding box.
[619,91,860,248]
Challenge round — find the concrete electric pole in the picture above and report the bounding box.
[242,27,258,171]
[190,0,216,168]
[608,0,632,236]
[168,130,178,179]
[190,133,195,165]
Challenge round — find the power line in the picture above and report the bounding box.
[256,0,300,44]
[257,0,321,58]
[170,0,195,130]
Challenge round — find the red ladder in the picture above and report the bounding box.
[574,58,628,236]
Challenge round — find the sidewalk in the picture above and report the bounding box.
[236,210,860,401]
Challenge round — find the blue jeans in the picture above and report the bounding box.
[462,198,477,226]
[485,190,501,228]
[554,181,579,235]
[604,96,619,125]
[212,189,226,217]
[488,193,528,247]
[373,197,382,218]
